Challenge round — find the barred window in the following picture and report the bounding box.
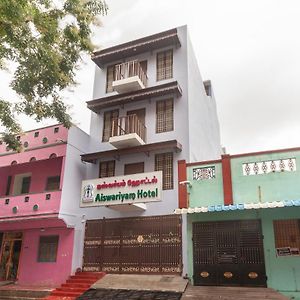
[45,176,60,191]
[106,65,115,93]
[102,109,119,142]
[156,49,173,81]
[273,219,300,249]
[99,160,115,178]
[38,235,59,262]
[21,176,31,194]
[156,99,174,133]
[155,152,173,190]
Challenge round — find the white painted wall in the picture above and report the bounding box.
[75,25,221,276]
[186,31,222,162]
[59,126,91,273]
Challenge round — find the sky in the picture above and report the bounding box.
[1,0,300,155]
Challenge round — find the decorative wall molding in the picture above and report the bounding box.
[193,166,216,180]
[242,158,296,176]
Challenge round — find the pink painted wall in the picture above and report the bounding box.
[18,227,74,286]
[0,158,63,218]
[0,217,66,231]
[0,124,68,154]
[0,157,63,196]
[0,144,66,168]
[0,192,61,218]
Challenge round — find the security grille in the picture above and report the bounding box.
[193,220,266,287]
[83,215,182,274]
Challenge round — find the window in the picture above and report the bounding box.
[155,152,173,190]
[99,160,115,178]
[38,235,59,262]
[34,131,39,137]
[273,219,300,249]
[139,60,148,77]
[106,65,115,93]
[5,176,12,196]
[156,99,174,133]
[45,176,60,191]
[54,127,59,133]
[21,176,31,194]
[13,173,31,195]
[156,49,173,81]
[124,162,144,175]
[204,81,212,96]
[102,109,119,142]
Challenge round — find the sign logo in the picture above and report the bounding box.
[82,184,94,203]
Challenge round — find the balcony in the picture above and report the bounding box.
[0,191,61,219]
[109,114,146,149]
[112,61,147,93]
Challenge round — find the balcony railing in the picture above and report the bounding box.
[109,114,146,148]
[112,114,146,142]
[112,61,147,93]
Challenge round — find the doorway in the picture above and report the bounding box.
[193,220,266,287]
[0,232,23,281]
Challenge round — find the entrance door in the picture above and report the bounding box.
[193,220,266,287]
[83,215,182,274]
[0,232,22,281]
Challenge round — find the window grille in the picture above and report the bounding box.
[273,219,300,249]
[102,109,119,142]
[106,65,115,93]
[156,49,173,81]
[155,152,173,190]
[156,99,174,133]
[45,176,60,191]
[21,176,31,194]
[38,235,59,262]
[99,160,115,178]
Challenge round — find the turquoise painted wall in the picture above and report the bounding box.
[187,162,223,207]
[231,151,300,204]
[186,207,300,299]
[186,149,300,298]
[187,150,300,206]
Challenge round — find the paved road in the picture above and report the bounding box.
[77,288,182,300]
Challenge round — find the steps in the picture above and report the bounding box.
[43,272,105,300]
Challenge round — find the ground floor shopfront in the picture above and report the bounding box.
[83,214,183,275]
[186,207,300,299]
[0,217,74,286]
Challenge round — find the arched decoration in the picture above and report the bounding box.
[49,153,57,159]
[23,141,29,148]
[29,157,37,162]
[11,160,17,166]
[42,137,48,144]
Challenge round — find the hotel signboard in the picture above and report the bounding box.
[80,171,162,207]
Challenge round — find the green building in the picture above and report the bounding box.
[176,147,300,299]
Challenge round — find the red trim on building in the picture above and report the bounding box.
[221,155,233,205]
[187,159,222,167]
[178,160,188,208]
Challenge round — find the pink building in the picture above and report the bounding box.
[0,124,89,286]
